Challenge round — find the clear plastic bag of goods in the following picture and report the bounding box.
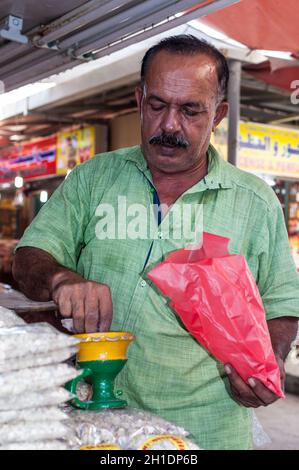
[0,406,69,424]
[0,420,72,444]
[0,387,73,411]
[0,307,25,328]
[0,440,71,450]
[0,323,79,360]
[66,406,201,450]
[0,364,80,397]
[0,346,77,373]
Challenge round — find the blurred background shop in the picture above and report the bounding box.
[0,0,299,285]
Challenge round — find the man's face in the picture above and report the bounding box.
[136,51,228,174]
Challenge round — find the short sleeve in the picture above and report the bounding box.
[257,197,299,320]
[16,167,90,271]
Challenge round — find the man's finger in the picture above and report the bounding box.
[56,294,72,318]
[225,364,265,407]
[72,298,85,333]
[84,297,100,333]
[98,285,113,332]
[247,377,280,405]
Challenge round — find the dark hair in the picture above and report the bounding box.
[141,35,229,101]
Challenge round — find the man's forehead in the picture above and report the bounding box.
[144,51,219,94]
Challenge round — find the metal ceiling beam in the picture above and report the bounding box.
[270,115,299,125]
[35,0,134,45]
[59,0,183,53]
[29,110,108,126]
[73,0,237,57]
[92,0,241,60]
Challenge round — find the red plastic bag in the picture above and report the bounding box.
[147,232,284,398]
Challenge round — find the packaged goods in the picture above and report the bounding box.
[0,347,77,373]
[0,420,72,444]
[0,440,70,450]
[0,323,79,360]
[0,307,25,328]
[67,407,201,450]
[0,406,68,424]
[0,364,80,397]
[133,434,200,450]
[0,387,73,411]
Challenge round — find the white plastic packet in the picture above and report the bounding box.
[0,347,77,373]
[0,406,68,424]
[0,440,70,450]
[0,364,80,397]
[0,420,72,444]
[0,323,79,360]
[0,387,73,411]
[0,307,25,328]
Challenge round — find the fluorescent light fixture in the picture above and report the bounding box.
[40,190,48,203]
[1,183,11,189]
[7,125,27,132]
[14,176,23,188]
[10,134,26,141]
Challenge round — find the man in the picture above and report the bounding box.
[13,35,299,449]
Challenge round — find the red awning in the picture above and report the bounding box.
[196,0,299,91]
[243,61,299,92]
[200,0,299,52]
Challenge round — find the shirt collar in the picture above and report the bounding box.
[125,144,233,192]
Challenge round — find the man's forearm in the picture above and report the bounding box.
[267,316,298,360]
[12,247,74,301]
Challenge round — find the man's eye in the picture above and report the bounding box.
[150,104,165,111]
[182,108,200,117]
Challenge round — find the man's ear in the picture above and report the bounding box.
[135,85,143,114]
[213,101,229,130]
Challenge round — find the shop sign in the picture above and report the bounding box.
[0,135,56,184]
[212,120,299,178]
[56,126,95,174]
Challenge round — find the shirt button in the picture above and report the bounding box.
[158,232,163,239]
[140,280,146,287]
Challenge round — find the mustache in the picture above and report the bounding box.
[149,133,189,149]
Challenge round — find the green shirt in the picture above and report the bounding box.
[17,145,299,450]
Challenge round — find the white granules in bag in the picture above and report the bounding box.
[67,407,198,450]
[0,323,79,360]
[0,307,26,328]
[0,387,73,411]
[0,406,68,424]
[0,364,80,397]
[0,440,70,450]
[0,346,77,373]
[0,420,72,444]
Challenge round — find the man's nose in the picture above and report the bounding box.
[160,107,181,134]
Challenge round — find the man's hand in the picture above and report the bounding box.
[224,358,285,408]
[51,271,113,333]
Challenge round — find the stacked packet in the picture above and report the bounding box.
[0,306,80,450]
